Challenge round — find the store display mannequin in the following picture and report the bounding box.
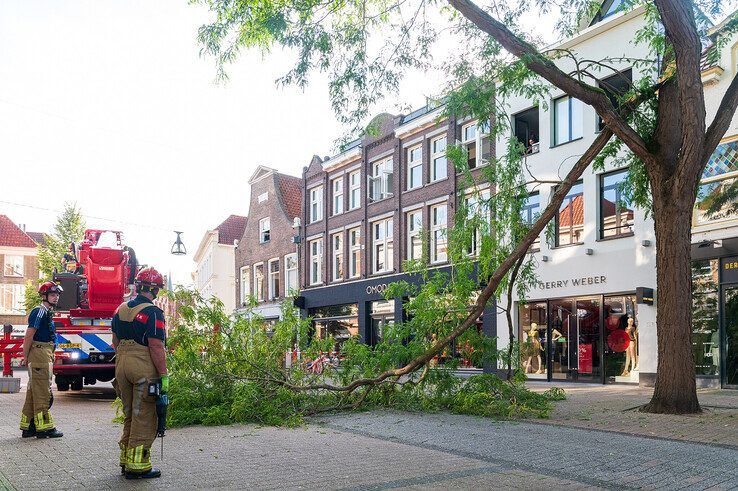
[523,323,545,374]
[621,317,638,376]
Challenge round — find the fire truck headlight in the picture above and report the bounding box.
[71,352,79,360]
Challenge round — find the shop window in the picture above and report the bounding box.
[309,186,324,223]
[694,138,738,226]
[349,171,361,210]
[555,181,584,246]
[600,169,634,238]
[331,233,343,282]
[430,204,448,264]
[332,177,344,215]
[239,266,250,305]
[406,210,423,261]
[284,254,298,295]
[368,158,393,202]
[692,259,720,377]
[259,218,270,243]
[349,228,361,278]
[253,263,265,302]
[309,239,323,285]
[604,295,638,381]
[0,284,25,315]
[406,145,423,190]
[553,96,583,146]
[513,107,539,154]
[597,69,632,131]
[520,192,541,251]
[310,303,359,352]
[372,218,394,273]
[3,255,23,277]
[370,299,395,346]
[518,302,547,378]
[431,136,448,181]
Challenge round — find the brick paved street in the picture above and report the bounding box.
[0,370,736,490]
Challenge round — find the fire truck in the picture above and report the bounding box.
[52,229,139,391]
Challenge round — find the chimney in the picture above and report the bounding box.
[20,224,26,232]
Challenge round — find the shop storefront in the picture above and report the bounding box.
[519,292,641,384]
[692,256,738,388]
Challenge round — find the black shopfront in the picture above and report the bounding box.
[691,250,738,389]
[295,269,497,365]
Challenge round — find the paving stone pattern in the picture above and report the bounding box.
[0,371,736,490]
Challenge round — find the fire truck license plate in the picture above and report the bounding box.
[58,343,82,349]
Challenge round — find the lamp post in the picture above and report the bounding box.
[171,231,187,256]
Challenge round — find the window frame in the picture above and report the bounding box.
[431,135,448,182]
[284,253,298,295]
[0,283,25,315]
[430,204,448,264]
[520,191,541,251]
[253,262,265,302]
[348,227,361,278]
[552,95,583,146]
[309,185,324,223]
[372,217,394,274]
[349,170,361,210]
[599,168,634,239]
[267,258,280,300]
[3,255,24,277]
[406,209,423,262]
[554,180,585,247]
[406,145,423,190]
[332,177,344,216]
[239,265,250,305]
[309,238,324,285]
[331,232,344,282]
[259,217,271,244]
[368,157,394,202]
[466,189,491,256]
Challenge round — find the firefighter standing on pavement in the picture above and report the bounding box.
[20,281,64,439]
[112,267,168,479]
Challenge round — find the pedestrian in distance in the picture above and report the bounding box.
[19,281,64,439]
[112,267,168,479]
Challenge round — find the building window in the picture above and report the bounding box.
[332,177,344,216]
[694,138,738,226]
[309,186,324,223]
[3,255,23,277]
[372,218,394,273]
[368,157,393,202]
[553,96,583,146]
[309,239,323,285]
[407,145,423,190]
[430,204,448,263]
[406,210,423,261]
[239,266,250,305]
[555,181,584,246]
[466,190,491,256]
[0,284,25,315]
[521,192,541,250]
[285,253,298,295]
[513,107,540,154]
[349,170,361,210]
[431,136,448,181]
[259,218,271,243]
[600,169,634,238]
[349,227,361,278]
[461,122,478,169]
[268,258,280,300]
[598,69,632,131]
[253,263,265,302]
[331,233,344,282]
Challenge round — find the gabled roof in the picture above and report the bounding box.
[26,232,47,246]
[277,174,303,220]
[0,215,37,248]
[215,215,247,245]
[249,165,277,185]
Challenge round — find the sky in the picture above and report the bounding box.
[2,1,732,286]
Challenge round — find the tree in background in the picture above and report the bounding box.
[193,0,738,413]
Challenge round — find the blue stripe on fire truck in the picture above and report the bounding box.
[55,334,88,360]
[80,333,115,352]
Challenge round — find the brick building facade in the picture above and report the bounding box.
[235,166,302,322]
[296,108,496,356]
[0,215,42,332]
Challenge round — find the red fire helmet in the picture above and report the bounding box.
[38,281,63,295]
[136,267,164,289]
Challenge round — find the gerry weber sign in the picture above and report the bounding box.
[535,275,607,291]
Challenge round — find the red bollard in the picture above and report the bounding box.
[1,325,23,377]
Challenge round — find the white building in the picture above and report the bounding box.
[497,2,738,385]
[192,215,247,313]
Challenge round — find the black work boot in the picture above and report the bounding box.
[125,468,161,479]
[21,421,36,438]
[36,428,63,439]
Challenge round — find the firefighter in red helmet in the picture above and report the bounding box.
[111,267,168,479]
[20,281,64,438]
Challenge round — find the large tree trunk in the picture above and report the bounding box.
[643,175,701,414]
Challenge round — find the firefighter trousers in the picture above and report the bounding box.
[20,342,55,432]
[115,340,159,473]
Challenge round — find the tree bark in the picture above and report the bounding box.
[643,171,701,414]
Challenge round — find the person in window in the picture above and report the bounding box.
[527,132,538,154]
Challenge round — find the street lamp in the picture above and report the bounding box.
[171,231,187,256]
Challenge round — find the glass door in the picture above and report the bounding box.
[548,297,602,382]
[722,286,738,388]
